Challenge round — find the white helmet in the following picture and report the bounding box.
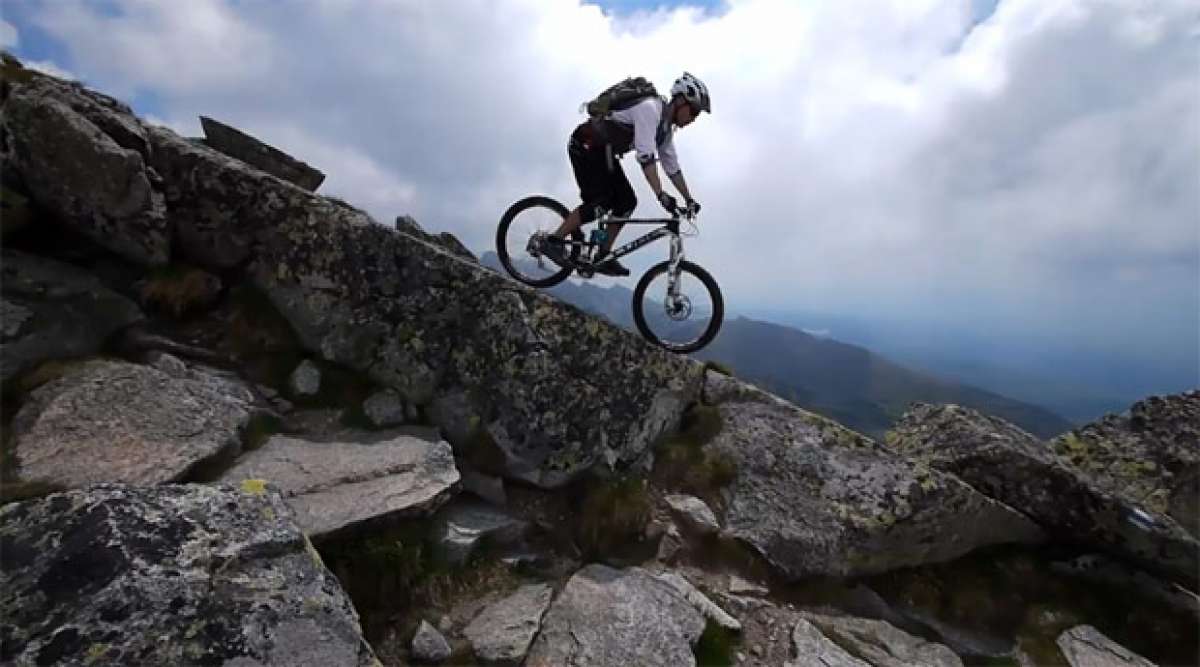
[670,72,711,113]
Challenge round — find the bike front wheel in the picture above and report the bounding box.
[496,196,583,288]
[632,260,724,353]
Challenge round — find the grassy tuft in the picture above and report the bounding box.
[319,523,516,644]
[138,265,221,318]
[653,404,736,509]
[16,360,80,394]
[223,286,305,386]
[0,52,35,87]
[242,413,281,451]
[575,475,653,559]
[457,425,509,477]
[693,619,737,666]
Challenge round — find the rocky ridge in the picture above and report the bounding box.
[1,54,1195,666]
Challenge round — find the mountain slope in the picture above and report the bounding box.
[481,252,1073,439]
[695,316,1074,439]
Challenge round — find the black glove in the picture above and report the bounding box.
[657,191,678,214]
[685,199,701,216]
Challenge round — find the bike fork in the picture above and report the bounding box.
[667,232,684,297]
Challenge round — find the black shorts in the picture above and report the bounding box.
[568,122,636,223]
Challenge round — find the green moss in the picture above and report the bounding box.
[239,479,269,497]
[693,619,737,666]
[576,475,652,559]
[1055,433,1091,466]
[84,643,110,665]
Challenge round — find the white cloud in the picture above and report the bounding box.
[0,19,18,49]
[31,0,275,97]
[21,0,1199,363]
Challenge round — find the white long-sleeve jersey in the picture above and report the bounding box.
[608,97,681,177]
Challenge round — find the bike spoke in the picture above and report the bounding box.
[636,267,718,350]
[505,204,570,283]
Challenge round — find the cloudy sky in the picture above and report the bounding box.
[3,0,1197,397]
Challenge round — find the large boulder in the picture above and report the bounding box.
[526,564,705,667]
[11,357,256,487]
[1051,392,1199,540]
[1,68,168,265]
[200,115,325,191]
[887,401,1198,585]
[703,377,1043,580]
[463,583,554,664]
[0,483,377,665]
[0,250,143,383]
[217,431,460,540]
[152,123,701,487]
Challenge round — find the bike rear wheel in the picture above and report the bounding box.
[496,196,583,288]
[632,260,724,353]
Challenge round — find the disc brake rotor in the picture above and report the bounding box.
[665,295,693,321]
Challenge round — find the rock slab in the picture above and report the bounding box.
[664,493,721,536]
[1055,625,1157,667]
[526,564,704,667]
[431,497,527,566]
[0,249,144,383]
[464,583,553,664]
[705,379,1043,579]
[218,431,460,540]
[801,612,963,667]
[200,115,325,191]
[13,358,255,487]
[0,483,376,666]
[786,618,870,667]
[889,400,1199,585]
[411,619,452,663]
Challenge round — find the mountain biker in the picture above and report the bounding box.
[540,72,710,276]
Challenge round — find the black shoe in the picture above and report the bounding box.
[593,253,630,277]
[540,236,570,267]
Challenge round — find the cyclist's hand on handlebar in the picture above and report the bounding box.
[684,199,701,217]
[657,191,678,215]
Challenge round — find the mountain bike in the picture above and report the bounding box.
[495,195,724,353]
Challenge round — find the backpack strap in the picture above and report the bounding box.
[655,96,672,146]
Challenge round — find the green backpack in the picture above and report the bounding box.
[583,77,659,117]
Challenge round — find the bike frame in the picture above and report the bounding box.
[577,215,689,296]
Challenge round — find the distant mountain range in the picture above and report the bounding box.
[481,252,1074,439]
